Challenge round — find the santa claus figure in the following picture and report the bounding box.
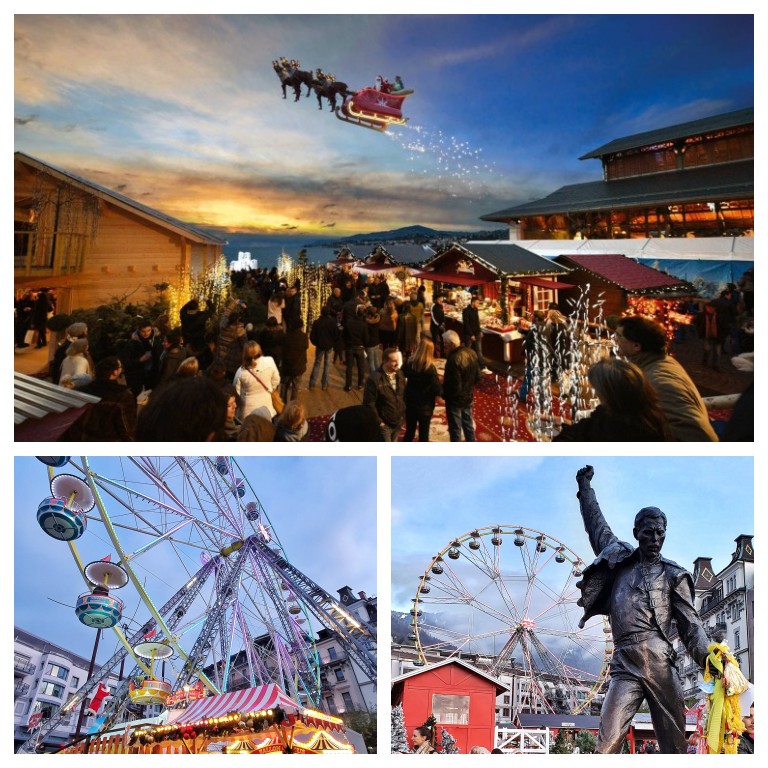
[85,681,111,716]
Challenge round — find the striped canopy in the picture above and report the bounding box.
[166,684,299,725]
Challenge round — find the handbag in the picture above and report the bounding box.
[248,367,284,414]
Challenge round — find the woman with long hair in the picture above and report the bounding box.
[378,296,399,349]
[233,340,281,420]
[402,336,442,442]
[554,357,672,441]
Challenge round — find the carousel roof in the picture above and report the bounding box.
[166,684,300,724]
[554,253,694,293]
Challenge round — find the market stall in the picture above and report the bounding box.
[412,243,573,364]
[59,684,356,754]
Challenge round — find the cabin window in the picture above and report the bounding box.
[432,693,470,725]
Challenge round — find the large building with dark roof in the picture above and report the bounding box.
[481,108,753,240]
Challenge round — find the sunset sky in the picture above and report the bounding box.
[14,11,754,238]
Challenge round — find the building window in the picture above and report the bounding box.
[328,647,338,660]
[334,668,346,682]
[46,663,69,681]
[39,682,65,698]
[341,692,354,711]
[71,677,79,688]
[734,630,741,650]
[15,701,26,715]
[325,696,337,714]
[431,694,470,725]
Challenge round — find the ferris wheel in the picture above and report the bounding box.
[21,457,376,753]
[410,525,611,718]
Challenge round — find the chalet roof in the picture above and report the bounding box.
[480,160,753,221]
[15,152,226,246]
[426,242,570,277]
[579,107,754,160]
[391,657,507,694]
[554,253,693,294]
[375,243,437,264]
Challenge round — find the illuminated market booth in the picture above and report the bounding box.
[58,684,356,754]
[411,243,573,363]
[552,252,697,338]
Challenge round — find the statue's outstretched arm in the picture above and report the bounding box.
[576,465,618,556]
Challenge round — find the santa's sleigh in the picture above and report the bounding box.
[336,87,414,132]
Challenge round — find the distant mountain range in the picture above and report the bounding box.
[211,225,507,253]
[304,224,508,247]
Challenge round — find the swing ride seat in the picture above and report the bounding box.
[336,87,413,132]
[37,496,87,541]
[128,678,172,706]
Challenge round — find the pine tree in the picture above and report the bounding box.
[440,727,460,754]
[550,728,573,754]
[391,704,410,753]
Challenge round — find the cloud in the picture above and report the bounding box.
[15,115,37,125]
[322,222,336,228]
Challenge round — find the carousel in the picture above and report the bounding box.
[60,684,357,754]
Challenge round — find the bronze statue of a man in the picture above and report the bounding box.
[575,465,710,753]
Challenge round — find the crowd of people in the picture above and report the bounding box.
[18,262,752,442]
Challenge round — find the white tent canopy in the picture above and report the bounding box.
[470,237,753,262]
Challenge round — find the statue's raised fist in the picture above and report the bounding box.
[576,465,594,482]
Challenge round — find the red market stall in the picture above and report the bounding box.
[412,243,573,364]
[392,658,507,754]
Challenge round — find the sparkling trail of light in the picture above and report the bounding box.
[387,123,497,197]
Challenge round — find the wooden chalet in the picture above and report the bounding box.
[481,108,754,240]
[14,152,226,313]
[553,252,696,320]
[392,658,507,754]
[418,242,572,318]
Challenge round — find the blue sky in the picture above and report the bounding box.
[14,456,376,664]
[391,456,754,612]
[13,11,754,237]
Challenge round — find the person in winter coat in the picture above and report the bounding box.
[121,320,164,396]
[462,294,490,371]
[442,329,481,442]
[363,347,406,442]
[402,336,441,442]
[180,298,211,351]
[51,322,88,385]
[280,318,309,402]
[273,400,309,442]
[365,305,382,373]
[233,340,281,419]
[59,337,93,389]
[614,316,717,441]
[216,308,248,379]
[68,356,137,441]
[396,302,418,362]
[343,304,370,391]
[308,306,340,390]
[158,328,187,384]
[257,317,285,369]
[554,358,672,442]
[378,296,399,349]
[429,295,446,358]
